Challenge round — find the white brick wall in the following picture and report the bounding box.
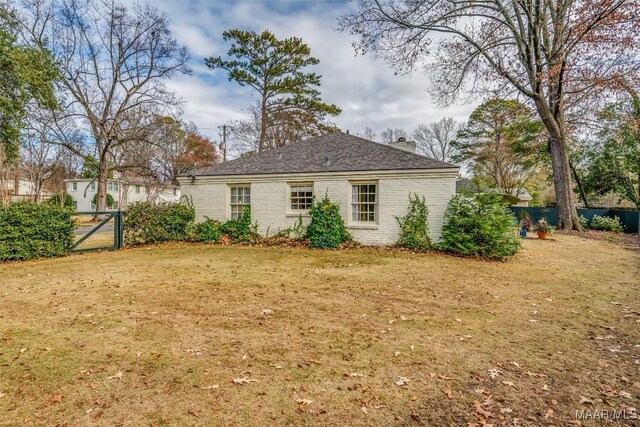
[178,170,457,246]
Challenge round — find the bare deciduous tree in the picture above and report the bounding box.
[380,128,407,143]
[353,126,377,141]
[23,0,190,214]
[339,0,640,229]
[412,117,461,163]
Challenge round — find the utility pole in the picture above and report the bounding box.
[218,125,228,163]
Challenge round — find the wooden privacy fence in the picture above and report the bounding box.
[511,207,640,234]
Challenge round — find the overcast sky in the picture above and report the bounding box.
[155,0,479,143]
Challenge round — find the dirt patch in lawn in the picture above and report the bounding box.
[0,234,638,426]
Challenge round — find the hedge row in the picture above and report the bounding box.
[0,202,75,261]
[123,202,195,246]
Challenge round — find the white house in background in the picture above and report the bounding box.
[65,177,180,211]
[177,132,459,245]
[1,176,53,202]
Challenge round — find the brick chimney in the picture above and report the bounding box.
[389,137,416,153]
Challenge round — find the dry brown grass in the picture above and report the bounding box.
[1,234,639,426]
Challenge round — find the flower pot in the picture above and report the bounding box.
[537,231,549,240]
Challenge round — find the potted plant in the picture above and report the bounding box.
[518,211,532,238]
[534,218,553,240]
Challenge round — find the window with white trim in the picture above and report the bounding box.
[135,185,140,194]
[230,186,250,220]
[351,183,377,222]
[289,183,313,211]
[107,182,119,192]
[72,182,78,191]
[90,182,96,191]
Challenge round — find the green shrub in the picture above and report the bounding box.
[438,193,520,259]
[192,218,223,243]
[396,194,431,250]
[46,193,75,209]
[589,215,624,232]
[124,201,195,246]
[306,195,351,249]
[220,207,259,243]
[92,193,114,209]
[0,202,75,261]
[579,215,589,229]
[272,215,306,240]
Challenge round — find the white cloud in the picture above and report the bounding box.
[156,0,480,143]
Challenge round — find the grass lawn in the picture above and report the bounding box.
[1,234,639,426]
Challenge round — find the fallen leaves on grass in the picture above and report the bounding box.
[106,371,123,380]
[618,390,632,399]
[473,400,493,419]
[346,372,364,378]
[443,386,452,399]
[201,385,219,390]
[0,392,4,400]
[395,377,411,386]
[488,368,500,379]
[49,394,63,404]
[233,377,257,385]
[579,396,594,406]
[502,381,518,389]
[295,398,313,405]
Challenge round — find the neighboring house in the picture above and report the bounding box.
[511,188,533,207]
[177,132,459,245]
[1,176,52,202]
[65,177,180,211]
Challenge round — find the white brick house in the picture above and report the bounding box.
[177,133,459,245]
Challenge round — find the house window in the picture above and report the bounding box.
[351,183,377,222]
[90,182,96,191]
[90,200,96,210]
[112,201,119,210]
[107,182,119,192]
[72,182,78,191]
[289,183,313,211]
[230,186,250,220]
[135,185,140,194]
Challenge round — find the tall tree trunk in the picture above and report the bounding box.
[548,134,580,229]
[95,156,108,220]
[259,95,268,152]
[534,101,581,230]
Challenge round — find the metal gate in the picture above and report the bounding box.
[71,211,124,253]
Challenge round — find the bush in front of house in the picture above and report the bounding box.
[191,217,223,243]
[306,195,351,249]
[124,201,195,246]
[219,206,259,243]
[589,215,624,232]
[92,193,114,209]
[46,193,75,209]
[396,194,431,251]
[438,193,520,259]
[0,202,75,261]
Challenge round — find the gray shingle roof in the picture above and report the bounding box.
[186,132,458,177]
